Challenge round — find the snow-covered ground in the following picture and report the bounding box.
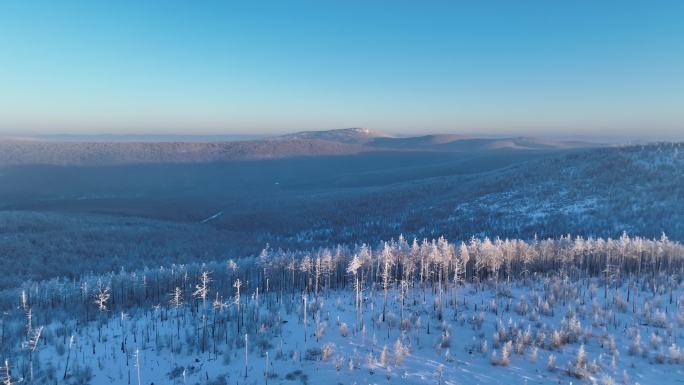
[19,278,684,385]
[2,235,683,385]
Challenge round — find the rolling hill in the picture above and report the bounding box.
[0,128,601,166]
[277,127,390,144]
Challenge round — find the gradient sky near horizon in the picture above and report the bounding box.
[1,1,683,138]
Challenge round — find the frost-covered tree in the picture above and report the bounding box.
[347,254,363,329]
[63,335,74,380]
[94,287,111,312]
[1,359,17,385]
[194,271,212,352]
[233,278,243,333]
[393,338,409,366]
[380,242,394,322]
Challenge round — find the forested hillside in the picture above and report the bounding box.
[0,139,369,165]
[268,143,684,244]
[0,143,681,288]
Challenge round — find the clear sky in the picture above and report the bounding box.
[1,1,682,138]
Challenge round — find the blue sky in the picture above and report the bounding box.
[1,1,682,138]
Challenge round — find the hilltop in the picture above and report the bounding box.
[277,127,391,144]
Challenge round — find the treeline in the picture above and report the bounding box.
[6,233,683,326]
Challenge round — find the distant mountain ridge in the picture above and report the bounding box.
[277,127,391,144]
[0,128,601,165]
[280,129,600,151]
